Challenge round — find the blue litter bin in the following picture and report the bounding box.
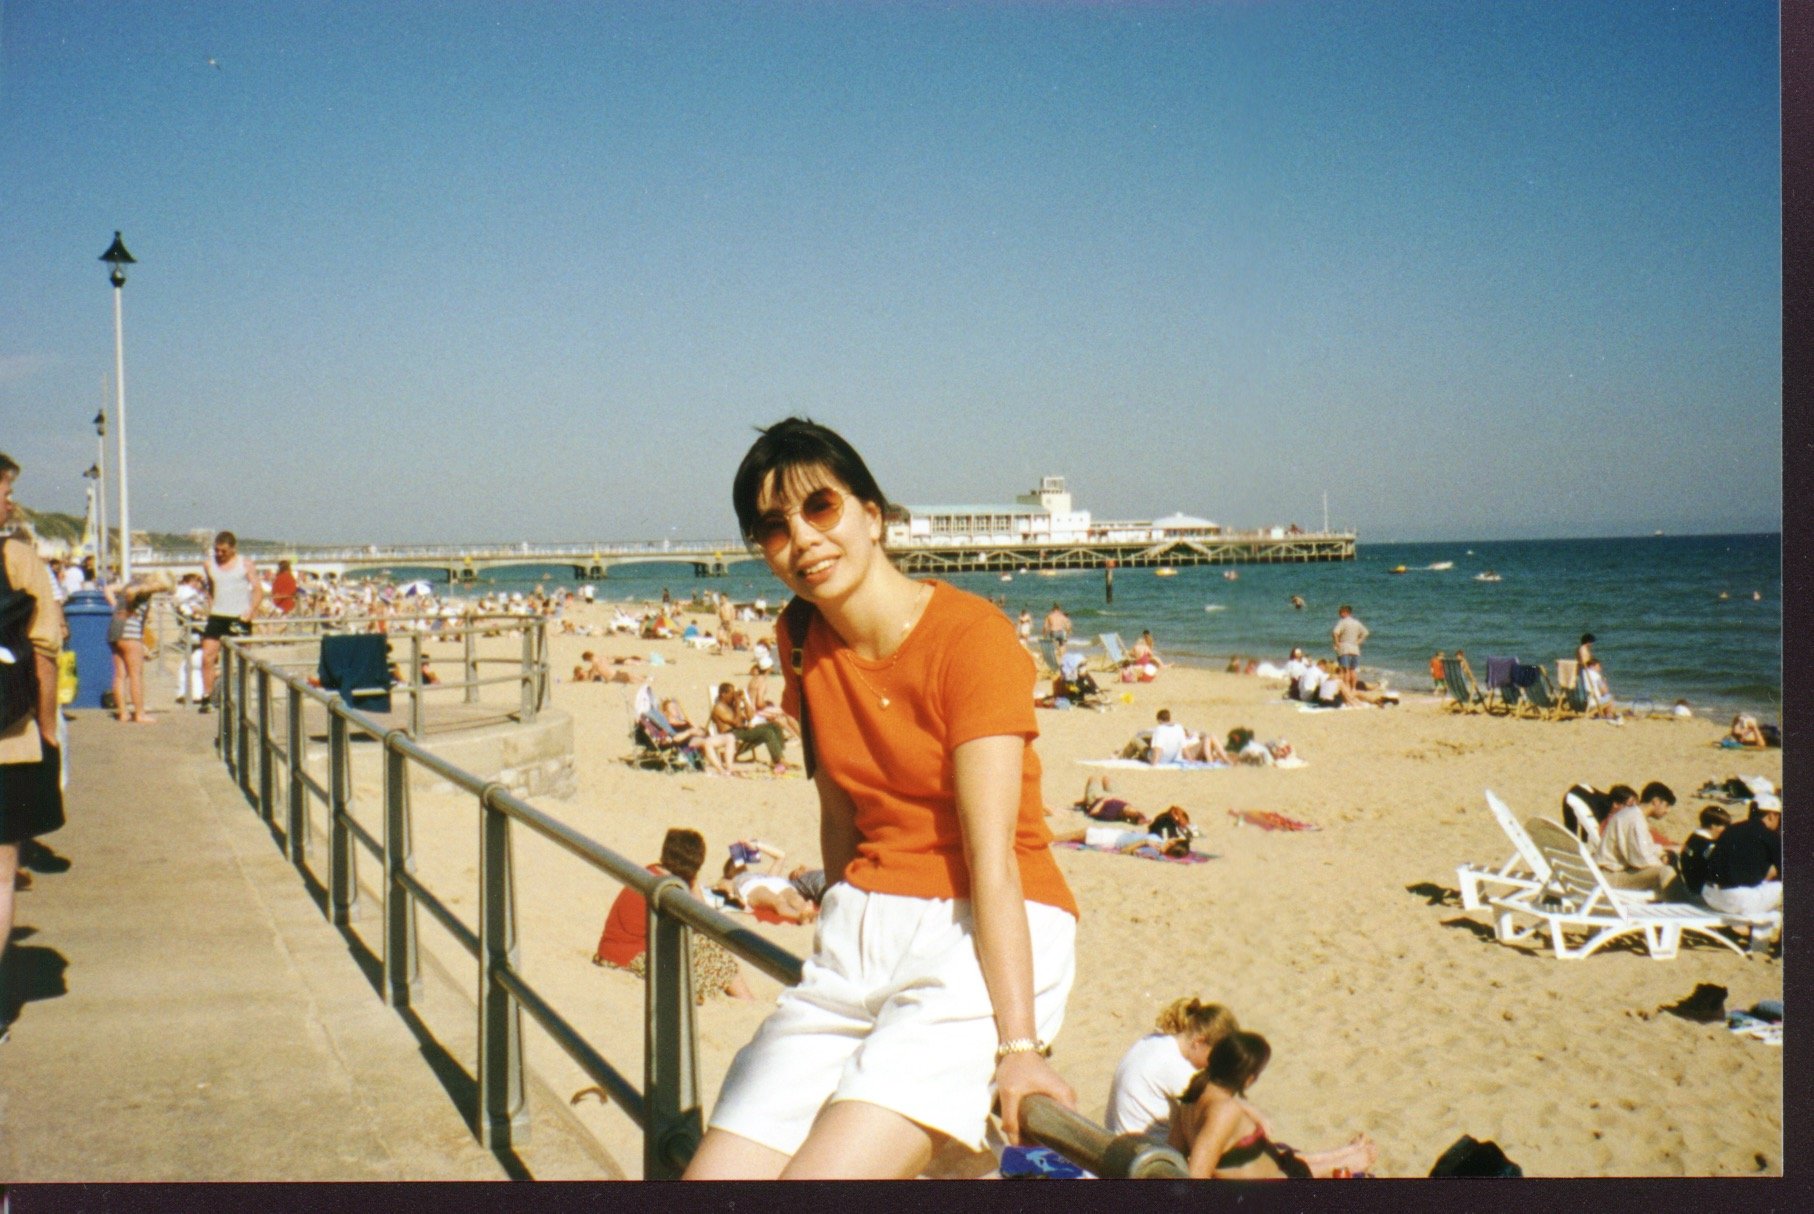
[63,588,115,710]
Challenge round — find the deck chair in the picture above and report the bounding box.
[1487,818,1746,960]
[1555,659,1591,715]
[1482,656,1519,714]
[1097,632,1129,672]
[1036,638,1063,676]
[1517,667,1571,720]
[630,710,703,772]
[1441,658,1487,713]
[1458,791,1654,910]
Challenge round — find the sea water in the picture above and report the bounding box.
[389,533,1782,722]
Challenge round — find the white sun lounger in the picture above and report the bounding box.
[1488,818,1748,961]
[1458,790,1654,911]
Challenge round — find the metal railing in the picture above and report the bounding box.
[160,609,548,737]
[211,637,1186,1180]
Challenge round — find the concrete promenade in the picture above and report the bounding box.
[1,697,611,1181]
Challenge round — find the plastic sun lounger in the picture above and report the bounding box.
[1488,818,1747,961]
[1457,791,1654,911]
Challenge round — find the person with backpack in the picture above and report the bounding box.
[684,418,1078,1180]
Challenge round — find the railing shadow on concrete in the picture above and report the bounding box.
[213,637,1187,1180]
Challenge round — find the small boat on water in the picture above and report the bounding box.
[1475,571,1502,583]
[1155,568,1177,577]
[1388,565,1408,574]
[999,574,1013,582]
[1427,561,1453,571]
[1223,570,1239,580]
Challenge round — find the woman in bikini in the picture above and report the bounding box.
[1171,1032,1378,1179]
[684,418,1079,1179]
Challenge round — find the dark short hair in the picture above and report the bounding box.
[1156,708,1172,722]
[1207,1031,1271,1095]
[659,829,708,884]
[731,417,890,546]
[0,451,19,478]
[1581,633,1596,645]
[213,530,238,548]
[1699,805,1732,829]
[1640,781,1676,806]
[1607,784,1638,805]
[1338,604,1352,613]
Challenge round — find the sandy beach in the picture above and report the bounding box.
[361,595,1783,1179]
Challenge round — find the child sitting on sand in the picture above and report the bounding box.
[1170,1032,1379,1179]
[1105,997,1240,1138]
[1678,805,1730,897]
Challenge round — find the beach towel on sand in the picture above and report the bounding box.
[1078,758,1230,771]
[1055,841,1216,864]
[1229,809,1320,832]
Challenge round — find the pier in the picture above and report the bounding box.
[127,529,1355,583]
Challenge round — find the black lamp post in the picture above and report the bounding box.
[99,232,136,580]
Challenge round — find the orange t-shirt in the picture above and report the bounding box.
[780,580,1078,918]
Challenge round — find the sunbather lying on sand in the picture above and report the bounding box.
[1074,775,1148,824]
[1728,714,1768,748]
[1170,1032,1379,1179]
[1053,825,1193,859]
[712,860,819,923]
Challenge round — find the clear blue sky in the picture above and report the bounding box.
[1,0,1782,545]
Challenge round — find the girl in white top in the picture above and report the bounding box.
[1104,998,1238,1138]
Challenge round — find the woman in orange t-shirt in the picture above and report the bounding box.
[684,418,1079,1180]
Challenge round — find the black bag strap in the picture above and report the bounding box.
[779,596,818,779]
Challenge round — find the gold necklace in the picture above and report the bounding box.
[845,584,932,709]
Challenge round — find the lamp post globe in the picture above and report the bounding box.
[99,231,136,581]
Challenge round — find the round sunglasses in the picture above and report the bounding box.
[750,486,848,555]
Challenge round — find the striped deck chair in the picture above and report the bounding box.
[1518,666,1574,720]
[1482,656,1520,714]
[1095,632,1129,673]
[1555,659,1590,715]
[1441,658,1487,714]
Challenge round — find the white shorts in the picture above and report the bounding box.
[1083,825,1149,850]
[1702,882,1783,918]
[707,883,1077,1154]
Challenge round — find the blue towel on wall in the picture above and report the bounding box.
[318,634,392,713]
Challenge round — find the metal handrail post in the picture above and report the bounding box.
[329,710,358,925]
[535,619,549,712]
[382,739,420,1008]
[477,789,528,1148]
[463,624,478,705]
[408,632,424,739]
[179,613,194,705]
[286,682,306,864]
[217,644,233,766]
[235,651,251,798]
[643,879,701,1179]
[519,627,534,722]
[256,667,274,824]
